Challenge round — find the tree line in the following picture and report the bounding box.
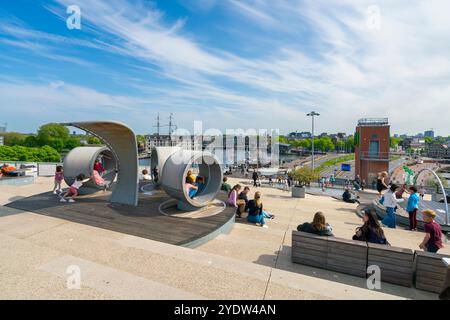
[278,135,355,153]
[0,123,102,162]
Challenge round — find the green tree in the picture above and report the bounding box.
[0,145,60,162]
[316,137,334,152]
[424,137,433,145]
[390,137,402,148]
[335,140,345,151]
[299,139,311,149]
[345,136,355,153]
[289,166,319,186]
[35,123,81,152]
[22,135,39,147]
[87,136,102,145]
[36,123,70,152]
[0,132,27,146]
[278,136,288,144]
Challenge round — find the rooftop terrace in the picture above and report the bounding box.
[0,176,448,299]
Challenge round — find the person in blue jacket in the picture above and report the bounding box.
[406,186,420,231]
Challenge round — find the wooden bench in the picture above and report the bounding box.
[440,258,450,299]
[326,237,368,277]
[291,231,368,278]
[368,243,414,287]
[415,251,450,294]
[291,231,328,269]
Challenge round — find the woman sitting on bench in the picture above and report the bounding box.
[352,209,389,245]
[297,212,334,236]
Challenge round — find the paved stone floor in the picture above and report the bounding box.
[0,177,448,299]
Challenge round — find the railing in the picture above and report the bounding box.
[359,151,390,161]
[0,161,62,177]
[357,118,389,126]
[1,161,151,179]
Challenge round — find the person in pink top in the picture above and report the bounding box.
[94,159,105,174]
[227,184,246,217]
[92,169,108,191]
[53,165,64,194]
[60,174,90,203]
[185,176,198,197]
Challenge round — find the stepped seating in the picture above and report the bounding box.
[415,251,450,293]
[367,243,414,287]
[292,230,449,293]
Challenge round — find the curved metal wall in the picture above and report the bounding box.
[61,121,139,206]
[150,146,181,185]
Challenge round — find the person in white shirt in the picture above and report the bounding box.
[381,184,400,228]
[60,173,90,203]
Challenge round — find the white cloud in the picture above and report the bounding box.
[1,0,450,136]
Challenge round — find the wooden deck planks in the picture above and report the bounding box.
[5,189,235,246]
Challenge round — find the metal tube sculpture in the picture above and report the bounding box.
[63,146,117,193]
[61,121,139,206]
[415,168,449,225]
[61,121,222,209]
[161,149,223,209]
[150,146,181,185]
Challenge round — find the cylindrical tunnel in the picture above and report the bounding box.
[161,150,223,208]
[150,146,181,185]
[63,146,117,192]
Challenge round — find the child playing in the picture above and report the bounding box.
[419,209,444,253]
[419,185,426,200]
[53,165,64,194]
[92,170,108,191]
[185,176,198,198]
[93,159,105,175]
[142,169,152,181]
[190,176,205,199]
[60,174,89,203]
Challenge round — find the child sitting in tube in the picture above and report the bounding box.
[190,176,205,199]
[92,169,108,190]
[185,176,198,199]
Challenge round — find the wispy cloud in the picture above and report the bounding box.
[1,0,450,135]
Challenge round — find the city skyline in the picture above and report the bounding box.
[1,1,450,136]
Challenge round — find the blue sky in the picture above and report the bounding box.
[1,0,450,136]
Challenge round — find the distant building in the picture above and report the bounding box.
[401,137,425,153]
[409,138,426,152]
[424,130,435,139]
[287,131,311,140]
[0,123,6,134]
[354,118,390,184]
[428,142,450,159]
[0,136,4,146]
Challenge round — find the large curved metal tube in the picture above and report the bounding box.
[414,168,449,225]
[161,150,223,208]
[63,146,117,192]
[150,146,181,185]
[61,121,139,206]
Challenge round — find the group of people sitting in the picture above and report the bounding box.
[0,163,16,177]
[185,170,206,199]
[297,210,389,245]
[226,184,274,228]
[297,207,443,253]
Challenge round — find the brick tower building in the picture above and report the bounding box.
[354,118,390,185]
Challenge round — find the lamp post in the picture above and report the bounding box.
[307,111,320,170]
